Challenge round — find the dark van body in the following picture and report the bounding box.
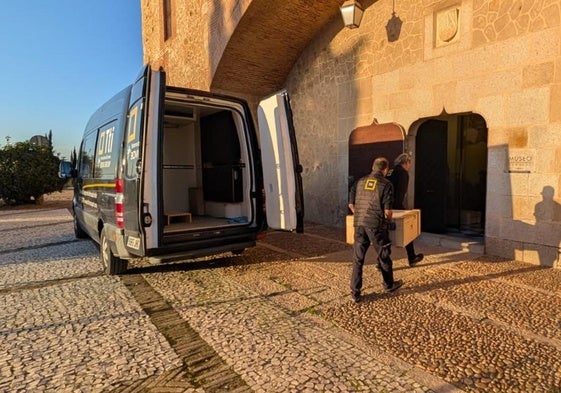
[60,66,303,274]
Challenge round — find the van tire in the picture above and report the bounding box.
[73,214,88,239]
[100,228,128,275]
[232,249,245,255]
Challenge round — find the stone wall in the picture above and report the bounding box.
[141,0,209,90]
[286,0,561,266]
[141,0,253,91]
[141,0,561,266]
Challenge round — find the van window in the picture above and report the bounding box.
[96,121,120,179]
[80,131,96,178]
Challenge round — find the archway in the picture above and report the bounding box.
[348,121,405,189]
[414,114,487,236]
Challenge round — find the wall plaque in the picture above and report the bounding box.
[508,149,535,173]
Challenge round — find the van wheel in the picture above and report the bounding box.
[232,249,245,255]
[73,214,88,239]
[100,228,128,275]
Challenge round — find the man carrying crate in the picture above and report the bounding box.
[386,153,424,267]
[348,157,404,304]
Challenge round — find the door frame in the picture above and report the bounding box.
[409,112,488,236]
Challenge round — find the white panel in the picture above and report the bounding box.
[163,171,190,212]
[162,123,197,214]
[257,91,297,231]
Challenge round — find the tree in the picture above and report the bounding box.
[0,141,65,205]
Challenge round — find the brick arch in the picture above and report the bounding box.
[210,0,342,97]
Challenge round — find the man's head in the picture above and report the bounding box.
[394,153,411,171]
[372,157,389,175]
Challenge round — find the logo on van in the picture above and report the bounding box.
[127,106,139,143]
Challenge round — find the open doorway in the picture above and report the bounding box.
[414,114,487,236]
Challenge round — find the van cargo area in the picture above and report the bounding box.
[160,94,256,240]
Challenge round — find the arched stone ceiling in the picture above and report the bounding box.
[210,0,344,97]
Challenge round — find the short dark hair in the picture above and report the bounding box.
[372,157,389,172]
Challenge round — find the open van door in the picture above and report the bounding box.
[123,66,165,255]
[257,90,304,233]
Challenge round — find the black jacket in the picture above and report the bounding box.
[386,164,408,210]
[349,170,393,229]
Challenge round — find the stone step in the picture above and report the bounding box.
[417,232,485,254]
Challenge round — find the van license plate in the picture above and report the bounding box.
[126,236,141,250]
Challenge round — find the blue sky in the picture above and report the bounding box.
[0,1,143,159]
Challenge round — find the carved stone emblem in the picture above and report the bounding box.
[436,6,460,47]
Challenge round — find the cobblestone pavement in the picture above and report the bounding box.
[1,202,561,392]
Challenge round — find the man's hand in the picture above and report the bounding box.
[348,203,355,214]
[385,209,393,220]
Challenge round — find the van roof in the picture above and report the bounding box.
[84,86,132,133]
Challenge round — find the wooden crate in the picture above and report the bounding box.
[346,215,354,244]
[346,209,421,247]
[389,209,421,247]
[165,212,192,225]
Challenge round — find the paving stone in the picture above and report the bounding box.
[3,206,561,392]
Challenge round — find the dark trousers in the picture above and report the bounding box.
[351,226,394,296]
[405,241,416,261]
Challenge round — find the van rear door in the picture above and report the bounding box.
[257,90,304,233]
[123,66,165,255]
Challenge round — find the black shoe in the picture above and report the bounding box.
[408,254,424,267]
[385,279,403,293]
[351,293,361,303]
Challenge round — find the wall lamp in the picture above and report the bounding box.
[340,0,364,29]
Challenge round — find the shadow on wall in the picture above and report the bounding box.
[489,145,561,267]
[530,186,561,267]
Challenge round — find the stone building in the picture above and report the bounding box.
[141,0,561,268]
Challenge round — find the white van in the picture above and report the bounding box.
[60,66,304,274]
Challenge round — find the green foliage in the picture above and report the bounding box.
[0,141,65,205]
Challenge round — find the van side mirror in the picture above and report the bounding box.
[58,161,76,179]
